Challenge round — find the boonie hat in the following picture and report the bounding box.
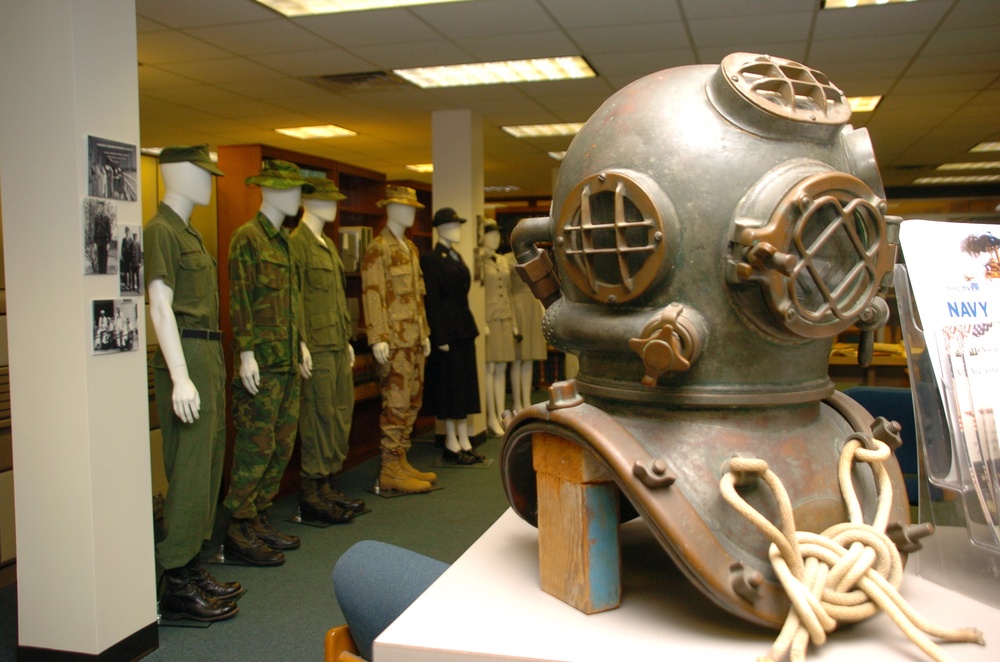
[432,207,467,227]
[376,185,424,209]
[302,176,347,201]
[158,144,225,176]
[245,159,313,192]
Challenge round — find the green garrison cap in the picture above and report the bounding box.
[302,176,347,201]
[158,144,225,176]
[245,159,313,191]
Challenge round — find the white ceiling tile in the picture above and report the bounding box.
[809,33,927,62]
[410,0,556,37]
[892,72,997,95]
[687,12,812,48]
[138,64,202,89]
[566,22,689,54]
[813,1,951,39]
[680,0,806,20]
[698,42,807,65]
[137,29,232,63]
[540,0,681,27]
[921,26,1000,55]
[142,84,252,107]
[907,52,1000,77]
[217,77,340,101]
[157,57,282,83]
[939,0,1000,29]
[248,48,377,77]
[348,40,474,69]
[292,9,440,46]
[452,30,579,62]
[135,0,277,28]
[585,49,698,81]
[185,19,332,55]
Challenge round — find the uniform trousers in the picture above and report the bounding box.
[299,347,354,480]
[154,338,226,570]
[375,345,425,452]
[225,370,300,520]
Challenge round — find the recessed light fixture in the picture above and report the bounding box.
[937,162,1000,171]
[394,56,595,89]
[970,142,1000,153]
[254,0,474,17]
[406,164,434,174]
[914,175,1000,185]
[848,96,882,112]
[275,124,356,139]
[502,123,585,139]
[822,0,921,9]
[484,185,520,194]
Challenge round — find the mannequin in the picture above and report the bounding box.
[482,220,517,435]
[361,185,436,493]
[289,176,365,524]
[223,159,313,567]
[420,207,483,465]
[508,251,547,411]
[145,145,239,622]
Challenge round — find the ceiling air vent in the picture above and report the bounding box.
[304,71,411,93]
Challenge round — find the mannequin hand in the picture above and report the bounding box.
[372,341,390,365]
[437,344,450,352]
[422,337,431,357]
[299,342,313,379]
[484,325,490,337]
[172,376,201,424]
[239,350,261,394]
[347,343,356,368]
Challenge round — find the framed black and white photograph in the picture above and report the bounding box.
[83,197,118,276]
[92,298,140,355]
[118,224,143,296]
[87,135,138,201]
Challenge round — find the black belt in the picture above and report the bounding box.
[181,328,223,341]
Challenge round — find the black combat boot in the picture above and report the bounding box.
[185,556,246,600]
[301,478,355,524]
[159,567,239,622]
[253,510,301,550]
[224,517,285,566]
[321,476,366,512]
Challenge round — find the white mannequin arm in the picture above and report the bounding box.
[148,278,200,423]
[239,350,260,394]
[372,341,390,365]
[347,343,356,367]
[299,341,313,379]
[423,337,431,357]
[437,344,450,352]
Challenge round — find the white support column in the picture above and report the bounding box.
[0,0,158,657]
[432,109,487,436]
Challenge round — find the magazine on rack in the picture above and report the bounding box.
[898,219,1000,549]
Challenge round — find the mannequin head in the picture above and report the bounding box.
[483,224,501,253]
[161,161,213,206]
[384,202,417,239]
[303,197,338,223]
[437,221,462,246]
[260,186,302,227]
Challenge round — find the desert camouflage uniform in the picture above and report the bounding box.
[361,227,430,452]
[289,224,354,480]
[224,212,305,520]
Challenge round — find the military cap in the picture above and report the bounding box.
[432,207,467,227]
[376,185,424,209]
[302,176,347,201]
[483,217,499,233]
[158,144,225,176]
[245,159,313,192]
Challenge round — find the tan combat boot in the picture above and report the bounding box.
[398,450,437,483]
[379,448,433,493]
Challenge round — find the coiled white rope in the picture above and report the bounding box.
[720,435,985,662]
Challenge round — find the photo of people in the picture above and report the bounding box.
[83,197,118,276]
[119,224,143,295]
[92,298,140,355]
[88,136,138,201]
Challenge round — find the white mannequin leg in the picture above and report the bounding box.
[485,361,506,435]
[456,418,472,451]
[443,419,461,453]
[510,360,524,411]
[519,360,534,408]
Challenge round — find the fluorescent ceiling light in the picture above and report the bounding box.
[502,123,585,138]
[485,185,520,194]
[970,142,1000,153]
[254,0,474,17]
[937,162,1000,171]
[822,0,921,9]
[394,56,594,88]
[913,175,1000,185]
[275,124,356,139]
[406,164,434,173]
[548,151,566,161]
[848,96,882,112]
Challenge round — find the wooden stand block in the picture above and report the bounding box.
[533,432,621,614]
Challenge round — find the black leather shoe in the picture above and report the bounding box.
[300,495,355,524]
[442,448,478,465]
[224,518,285,566]
[323,487,366,512]
[465,447,487,462]
[159,568,239,622]
[253,511,301,550]
[186,557,246,600]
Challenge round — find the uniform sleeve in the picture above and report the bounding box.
[420,255,448,346]
[143,221,177,290]
[289,232,308,345]
[414,253,431,342]
[360,241,389,345]
[228,230,257,354]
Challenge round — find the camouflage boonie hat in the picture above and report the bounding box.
[376,185,424,209]
[245,159,313,192]
[302,176,347,201]
[159,144,225,176]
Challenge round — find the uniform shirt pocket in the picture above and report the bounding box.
[307,264,334,291]
[178,251,213,300]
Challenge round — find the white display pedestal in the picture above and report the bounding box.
[376,509,996,661]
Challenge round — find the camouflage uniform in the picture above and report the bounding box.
[289,223,354,480]
[224,212,305,520]
[145,202,226,570]
[361,227,430,452]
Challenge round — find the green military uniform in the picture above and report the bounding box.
[145,200,226,571]
[224,211,306,520]
[289,221,354,481]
